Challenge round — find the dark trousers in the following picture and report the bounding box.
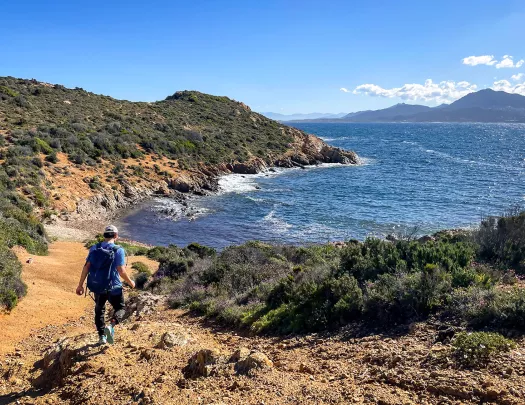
[94,291,125,336]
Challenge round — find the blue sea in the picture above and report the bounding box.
[116,123,525,248]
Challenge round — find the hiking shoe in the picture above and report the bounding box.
[104,324,115,344]
[98,335,107,345]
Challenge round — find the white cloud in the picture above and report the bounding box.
[495,55,524,68]
[462,55,497,66]
[340,87,350,93]
[492,79,525,95]
[352,79,477,104]
[511,73,524,81]
[462,54,524,69]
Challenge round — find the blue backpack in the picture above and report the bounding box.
[87,243,120,294]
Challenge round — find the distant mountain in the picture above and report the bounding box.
[260,112,347,121]
[298,89,525,123]
[340,103,432,122]
[445,88,525,110]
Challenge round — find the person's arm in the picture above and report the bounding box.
[117,265,135,289]
[76,262,90,295]
[116,248,135,288]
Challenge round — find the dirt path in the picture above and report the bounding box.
[0,242,92,356]
[0,242,157,356]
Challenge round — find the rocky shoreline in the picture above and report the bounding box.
[49,132,359,234]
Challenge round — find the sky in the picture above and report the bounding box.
[2,0,525,114]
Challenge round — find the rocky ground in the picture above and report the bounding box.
[1,290,524,405]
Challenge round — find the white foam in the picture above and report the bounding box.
[245,195,265,202]
[262,209,293,234]
[218,159,367,194]
[358,157,376,166]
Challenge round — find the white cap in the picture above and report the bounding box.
[104,225,119,234]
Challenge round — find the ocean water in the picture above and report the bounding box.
[116,123,525,248]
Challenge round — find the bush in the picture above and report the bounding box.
[132,261,151,276]
[449,287,525,331]
[135,272,150,290]
[185,242,216,258]
[475,210,525,272]
[0,246,27,311]
[339,238,475,282]
[45,152,58,163]
[452,331,515,367]
[364,264,452,325]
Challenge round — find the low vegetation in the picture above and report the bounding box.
[452,331,515,367]
[132,211,525,339]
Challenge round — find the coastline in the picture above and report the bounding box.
[47,134,360,241]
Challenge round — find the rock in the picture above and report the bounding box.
[417,235,435,243]
[231,159,267,174]
[157,331,190,349]
[299,363,316,375]
[319,145,359,165]
[34,335,93,389]
[435,327,457,343]
[229,347,251,363]
[140,349,156,361]
[108,292,163,322]
[235,352,273,375]
[183,349,227,378]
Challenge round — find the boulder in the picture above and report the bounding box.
[229,347,251,363]
[320,145,359,164]
[235,351,273,375]
[183,349,228,378]
[157,331,190,349]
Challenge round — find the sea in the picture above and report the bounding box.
[116,123,525,249]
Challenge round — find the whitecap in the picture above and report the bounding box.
[218,174,259,194]
[262,209,293,234]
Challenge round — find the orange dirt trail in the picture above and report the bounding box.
[0,242,157,356]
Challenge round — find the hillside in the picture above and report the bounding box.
[0,76,358,311]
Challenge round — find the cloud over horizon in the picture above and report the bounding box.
[462,55,497,66]
[462,54,524,68]
[352,79,477,104]
[339,87,350,93]
[492,79,525,96]
[350,74,525,103]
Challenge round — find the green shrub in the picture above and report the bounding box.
[364,264,452,325]
[45,152,58,163]
[135,272,150,290]
[132,261,151,276]
[185,242,216,258]
[475,210,525,271]
[35,138,53,155]
[449,287,525,331]
[0,246,27,311]
[452,331,515,367]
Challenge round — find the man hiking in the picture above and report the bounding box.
[76,225,135,345]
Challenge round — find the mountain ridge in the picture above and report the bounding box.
[286,89,525,123]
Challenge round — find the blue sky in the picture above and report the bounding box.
[2,0,525,113]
